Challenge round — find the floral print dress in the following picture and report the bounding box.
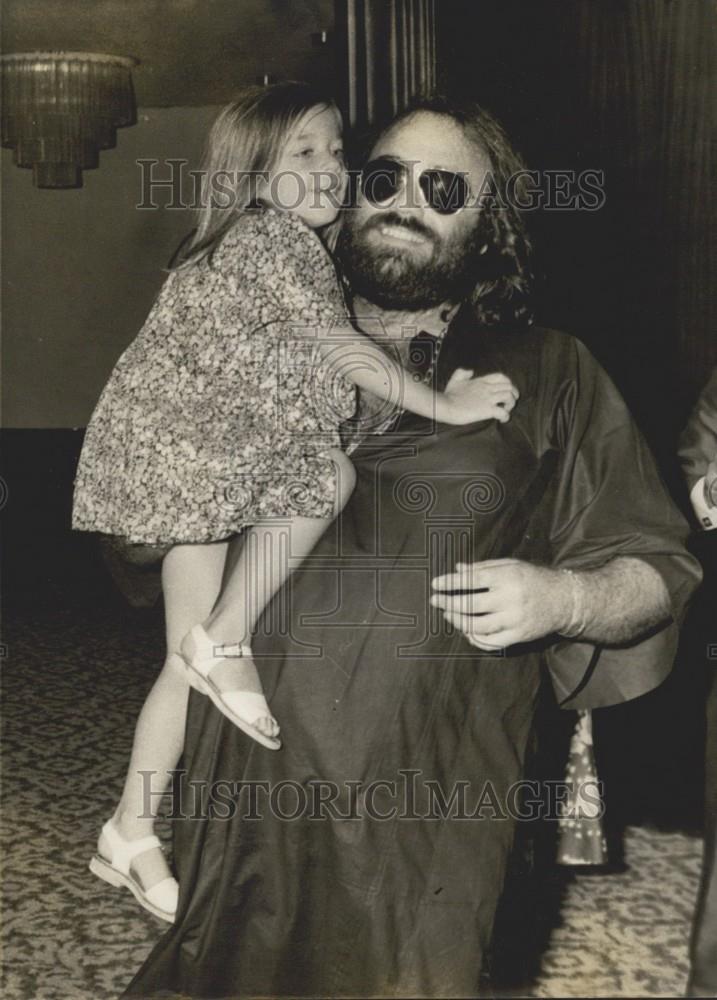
[72,209,356,546]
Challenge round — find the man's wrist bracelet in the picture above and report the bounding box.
[559,568,588,639]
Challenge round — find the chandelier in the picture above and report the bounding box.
[1,51,138,189]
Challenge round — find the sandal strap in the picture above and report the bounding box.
[144,876,179,907]
[221,690,275,727]
[101,820,163,875]
[184,625,252,672]
[213,641,253,658]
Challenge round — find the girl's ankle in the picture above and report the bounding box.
[111,808,154,840]
[203,621,251,649]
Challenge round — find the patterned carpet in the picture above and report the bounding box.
[528,827,702,997]
[1,594,704,1000]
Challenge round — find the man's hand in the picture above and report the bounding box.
[430,558,572,650]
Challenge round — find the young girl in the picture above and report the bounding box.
[73,82,519,922]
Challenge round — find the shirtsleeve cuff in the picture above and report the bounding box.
[545,550,701,710]
[690,477,717,530]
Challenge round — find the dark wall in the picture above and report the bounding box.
[3,0,336,107]
[2,0,337,429]
[2,107,217,428]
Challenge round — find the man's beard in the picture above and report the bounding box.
[336,211,487,311]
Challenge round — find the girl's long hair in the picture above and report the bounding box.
[172,82,339,270]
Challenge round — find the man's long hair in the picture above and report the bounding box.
[367,95,534,330]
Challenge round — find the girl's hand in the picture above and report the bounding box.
[439,369,519,425]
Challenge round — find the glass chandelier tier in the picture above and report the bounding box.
[1,51,138,188]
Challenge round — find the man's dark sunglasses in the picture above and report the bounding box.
[360,156,471,215]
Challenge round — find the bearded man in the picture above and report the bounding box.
[127,97,701,999]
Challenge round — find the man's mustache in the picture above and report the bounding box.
[363,212,437,245]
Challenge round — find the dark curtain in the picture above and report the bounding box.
[335,0,437,130]
[568,0,716,413]
[438,0,716,463]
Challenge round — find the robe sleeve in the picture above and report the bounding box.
[541,336,702,709]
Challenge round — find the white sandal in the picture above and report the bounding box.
[180,624,281,750]
[89,819,178,923]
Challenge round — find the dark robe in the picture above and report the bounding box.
[126,319,701,999]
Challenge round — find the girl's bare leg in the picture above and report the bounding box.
[103,541,228,889]
[193,450,356,739]
[189,518,329,739]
